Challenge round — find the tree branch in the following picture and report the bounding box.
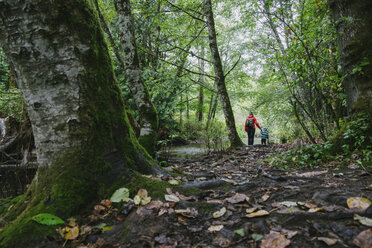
[224,54,241,78]
[165,0,206,23]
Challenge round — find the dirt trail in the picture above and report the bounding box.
[43,145,372,248]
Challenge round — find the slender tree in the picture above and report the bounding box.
[0,1,156,247]
[196,46,205,122]
[204,0,243,148]
[115,0,159,156]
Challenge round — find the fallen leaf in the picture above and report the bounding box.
[347,197,371,211]
[277,207,301,214]
[179,194,193,201]
[101,225,113,232]
[133,189,151,206]
[146,200,163,210]
[234,228,245,237]
[226,193,249,204]
[246,206,258,214]
[252,233,263,241]
[366,185,372,190]
[261,192,271,202]
[32,213,64,225]
[165,194,180,202]
[110,187,131,203]
[297,170,327,177]
[246,210,269,218]
[100,199,112,209]
[175,208,198,218]
[304,201,317,209]
[64,226,79,240]
[213,207,227,218]
[260,231,290,248]
[208,225,224,232]
[308,207,323,213]
[279,201,298,207]
[354,214,372,227]
[281,229,298,239]
[353,229,372,248]
[168,179,179,185]
[317,237,338,246]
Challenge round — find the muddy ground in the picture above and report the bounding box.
[40,145,372,247]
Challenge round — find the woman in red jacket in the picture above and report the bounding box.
[245,112,261,145]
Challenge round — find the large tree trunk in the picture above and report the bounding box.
[0,0,155,247]
[115,0,159,156]
[204,0,243,148]
[329,0,372,114]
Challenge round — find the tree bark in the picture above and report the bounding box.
[115,0,159,156]
[329,0,372,114]
[0,0,154,246]
[204,0,243,148]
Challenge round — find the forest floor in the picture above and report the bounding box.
[44,144,372,248]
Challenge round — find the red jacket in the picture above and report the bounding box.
[245,115,261,131]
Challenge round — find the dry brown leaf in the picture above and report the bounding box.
[208,225,224,232]
[347,197,371,211]
[246,210,269,218]
[260,231,290,248]
[304,201,318,209]
[281,229,298,239]
[354,214,372,227]
[246,206,258,214]
[353,229,372,248]
[178,194,193,201]
[165,194,180,202]
[207,199,225,204]
[175,208,198,218]
[308,207,324,213]
[261,192,271,202]
[226,193,248,204]
[297,170,327,177]
[318,237,338,246]
[100,199,112,209]
[213,207,227,218]
[146,200,163,210]
[158,208,168,216]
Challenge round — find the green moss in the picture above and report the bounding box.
[0,0,159,246]
[124,173,169,199]
[177,186,201,196]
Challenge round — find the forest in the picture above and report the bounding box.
[0,0,371,247]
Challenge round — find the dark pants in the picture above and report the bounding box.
[247,128,255,145]
[261,139,267,145]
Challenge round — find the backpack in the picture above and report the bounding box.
[246,117,254,129]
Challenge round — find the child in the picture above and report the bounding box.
[261,127,269,145]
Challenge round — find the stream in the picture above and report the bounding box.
[157,137,267,159]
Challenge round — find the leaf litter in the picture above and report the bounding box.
[40,145,372,247]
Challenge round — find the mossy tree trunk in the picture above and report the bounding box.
[0,0,155,247]
[328,0,372,150]
[329,0,372,115]
[204,0,243,148]
[114,0,159,157]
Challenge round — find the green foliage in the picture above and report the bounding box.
[31,213,65,225]
[268,114,371,169]
[202,120,229,152]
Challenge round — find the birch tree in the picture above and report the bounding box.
[115,0,159,156]
[0,0,155,246]
[204,0,243,148]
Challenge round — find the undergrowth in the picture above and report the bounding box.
[267,114,372,169]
